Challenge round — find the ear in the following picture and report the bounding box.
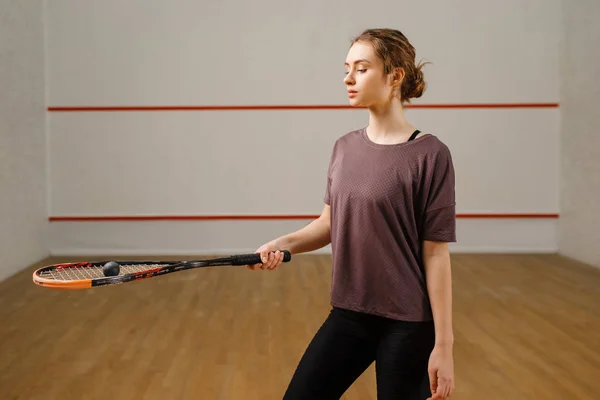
[390,67,405,89]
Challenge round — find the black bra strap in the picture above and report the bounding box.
[408,129,421,141]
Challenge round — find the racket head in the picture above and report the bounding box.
[32,260,178,289]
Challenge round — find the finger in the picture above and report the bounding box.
[273,250,283,269]
[259,254,268,269]
[267,251,279,270]
[263,252,275,270]
[258,251,269,269]
[266,251,277,270]
[446,379,454,397]
[429,370,438,397]
[436,379,449,399]
[268,251,278,269]
[442,379,452,398]
[249,250,266,270]
[247,262,260,270]
[260,251,269,264]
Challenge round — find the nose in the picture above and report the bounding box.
[344,71,355,86]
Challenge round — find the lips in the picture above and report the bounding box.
[348,90,358,97]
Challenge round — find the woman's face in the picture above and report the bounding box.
[344,41,401,107]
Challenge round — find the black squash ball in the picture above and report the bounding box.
[103,261,120,277]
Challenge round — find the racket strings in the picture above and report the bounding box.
[39,263,168,281]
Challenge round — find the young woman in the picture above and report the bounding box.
[247,28,456,400]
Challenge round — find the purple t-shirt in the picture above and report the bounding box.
[324,127,457,322]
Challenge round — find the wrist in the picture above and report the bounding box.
[435,341,454,348]
[273,236,292,252]
[435,334,454,348]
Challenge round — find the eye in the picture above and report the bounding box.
[344,68,367,75]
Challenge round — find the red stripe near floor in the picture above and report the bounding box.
[47,103,559,112]
[457,213,559,219]
[48,213,559,222]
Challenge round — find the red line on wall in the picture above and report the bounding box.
[47,103,559,112]
[48,215,320,221]
[457,213,559,219]
[48,213,559,222]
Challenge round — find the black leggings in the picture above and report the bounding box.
[283,307,435,400]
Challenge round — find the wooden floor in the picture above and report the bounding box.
[1,253,599,399]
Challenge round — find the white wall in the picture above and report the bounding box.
[558,0,600,267]
[45,0,562,255]
[0,0,49,280]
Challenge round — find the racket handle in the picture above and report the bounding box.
[232,250,291,265]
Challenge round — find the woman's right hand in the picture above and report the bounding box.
[246,241,287,271]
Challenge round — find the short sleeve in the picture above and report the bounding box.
[324,176,332,205]
[323,141,337,205]
[422,145,457,242]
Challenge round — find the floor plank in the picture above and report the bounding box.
[0,253,598,399]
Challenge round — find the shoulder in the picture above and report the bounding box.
[421,134,450,152]
[419,134,453,162]
[414,134,455,182]
[329,127,364,155]
[334,128,364,147]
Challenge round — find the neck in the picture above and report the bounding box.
[366,97,416,144]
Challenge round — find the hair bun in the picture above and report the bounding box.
[404,61,427,100]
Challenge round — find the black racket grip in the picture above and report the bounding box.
[232,250,291,265]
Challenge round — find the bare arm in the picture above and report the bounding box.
[247,204,331,270]
[275,204,331,254]
[423,240,453,345]
[423,239,455,399]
